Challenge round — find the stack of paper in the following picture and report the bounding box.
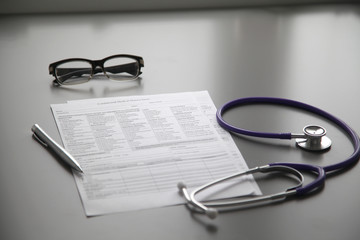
[51,91,261,216]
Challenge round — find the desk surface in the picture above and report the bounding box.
[1,5,360,240]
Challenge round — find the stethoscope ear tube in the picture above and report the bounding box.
[178,164,311,218]
[269,163,326,195]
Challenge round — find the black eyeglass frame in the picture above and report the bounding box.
[49,54,144,85]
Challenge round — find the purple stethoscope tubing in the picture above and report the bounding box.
[216,97,360,195]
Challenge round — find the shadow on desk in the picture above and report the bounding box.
[49,77,143,97]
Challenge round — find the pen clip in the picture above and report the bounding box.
[32,133,48,147]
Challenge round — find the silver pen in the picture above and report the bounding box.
[31,124,83,173]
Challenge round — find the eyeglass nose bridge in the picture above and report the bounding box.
[90,60,107,78]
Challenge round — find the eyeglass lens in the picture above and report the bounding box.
[103,57,139,81]
[55,56,140,85]
[55,61,92,85]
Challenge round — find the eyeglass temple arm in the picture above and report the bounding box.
[52,68,91,82]
[104,62,141,76]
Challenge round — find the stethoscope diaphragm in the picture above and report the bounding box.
[295,125,332,151]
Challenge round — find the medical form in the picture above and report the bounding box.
[51,91,261,216]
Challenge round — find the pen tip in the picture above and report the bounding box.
[31,124,37,132]
[74,168,84,175]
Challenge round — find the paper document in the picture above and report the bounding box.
[51,91,261,216]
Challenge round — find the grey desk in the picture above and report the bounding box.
[1,5,360,240]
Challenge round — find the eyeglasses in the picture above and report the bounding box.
[49,54,144,85]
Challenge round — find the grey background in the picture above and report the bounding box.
[0,2,360,240]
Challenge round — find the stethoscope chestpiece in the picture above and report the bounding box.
[295,125,332,151]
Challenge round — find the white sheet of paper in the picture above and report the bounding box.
[51,91,261,216]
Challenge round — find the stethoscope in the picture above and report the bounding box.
[178,97,360,219]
